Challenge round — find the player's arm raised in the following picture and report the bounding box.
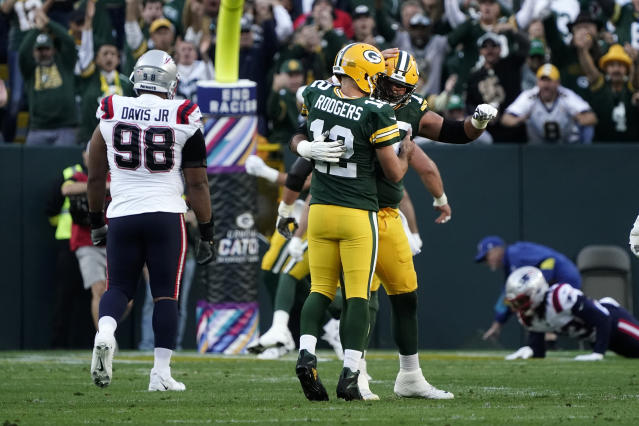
[182,129,215,265]
[417,106,497,143]
[87,125,109,246]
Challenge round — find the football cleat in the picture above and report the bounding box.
[296,350,329,401]
[321,319,343,360]
[90,332,116,388]
[249,326,295,354]
[336,367,363,401]
[148,369,186,391]
[357,369,379,401]
[357,358,378,400]
[257,346,290,360]
[394,369,454,399]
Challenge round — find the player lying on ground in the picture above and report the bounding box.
[504,266,639,360]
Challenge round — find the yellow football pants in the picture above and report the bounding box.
[307,204,378,300]
[371,207,417,295]
[261,231,290,273]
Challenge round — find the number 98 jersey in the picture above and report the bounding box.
[302,80,400,212]
[96,94,204,218]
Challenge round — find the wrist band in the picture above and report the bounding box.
[433,193,448,207]
[198,219,215,241]
[89,211,105,229]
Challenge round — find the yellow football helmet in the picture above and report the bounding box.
[332,43,386,94]
[373,50,419,106]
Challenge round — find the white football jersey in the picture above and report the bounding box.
[96,93,204,218]
[518,283,598,343]
[505,86,591,144]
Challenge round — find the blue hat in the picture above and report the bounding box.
[475,235,505,262]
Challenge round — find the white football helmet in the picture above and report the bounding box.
[129,50,179,98]
[504,266,549,314]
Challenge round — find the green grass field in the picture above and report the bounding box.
[1,350,639,425]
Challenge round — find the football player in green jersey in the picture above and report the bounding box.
[290,49,495,399]
[348,50,497,400]
[293,42,414,402]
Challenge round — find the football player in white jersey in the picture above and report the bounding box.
[86,50,215,391]
[504,266,639,361]
[501,64,597,144]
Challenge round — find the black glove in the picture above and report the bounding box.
[89,212,108,246]
[276,216,298,239]
[196,219,216,265]
[275,201,298,239]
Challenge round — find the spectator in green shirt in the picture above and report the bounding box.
[19,8,78,146]
[77,42,134,144]
[576,42,639,142]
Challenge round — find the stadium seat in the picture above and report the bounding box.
[576,245,633,313]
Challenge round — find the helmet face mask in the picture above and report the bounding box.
[333,43,386,95]
[129,50,179,99]
[373,74,415,106]
[504,266,549,315]
[372,50,419,107]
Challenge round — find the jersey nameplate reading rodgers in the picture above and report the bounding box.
[96,93,204,218]
[301,80,401,212]
[376,94,429,209]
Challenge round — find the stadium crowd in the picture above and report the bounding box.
[2,0,639,145]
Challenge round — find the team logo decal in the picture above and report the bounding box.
[363,50,382,64]
[236,212,255,229]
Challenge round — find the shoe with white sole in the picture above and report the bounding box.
[357,369,379,400]
[257,346,290,360]
[264,326,295,350]
[394,368,454,399]
[148,369,186,391]
[90,332,116,388]
[357,358,378,400]
[321,319,343,360]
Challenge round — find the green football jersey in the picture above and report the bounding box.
[376,95,429,209]
[302,80,401,212]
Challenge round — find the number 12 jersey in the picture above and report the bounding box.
[301,80,400,212]
[97,93,204,218]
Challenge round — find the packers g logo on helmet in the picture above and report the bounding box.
[373,50,419,107]
[332,43,386,94]
[363,50,382,64]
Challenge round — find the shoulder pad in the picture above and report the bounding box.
[177,99,201,126]
[550,283,582,313]
[98,95,116,120]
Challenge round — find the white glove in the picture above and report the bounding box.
[574,352,604,361]
[629,215,639,258]
[407,233,422,256]
[505,346,533,360]
[471,104,498,129]
[245,155,279,183]
[296,132,346,163]
[287,236,305,261]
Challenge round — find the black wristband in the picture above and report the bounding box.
[199,219,215,241]
[438,118,472,144]
[89,211,105,229]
